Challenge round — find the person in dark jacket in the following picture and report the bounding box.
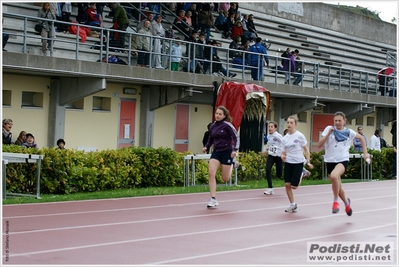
[2,118,13,144]
[202,122,212,149]
[203,106,240,208]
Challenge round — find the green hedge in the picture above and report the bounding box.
[2,145,395,195]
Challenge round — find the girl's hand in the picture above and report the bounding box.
[307,162,314,170]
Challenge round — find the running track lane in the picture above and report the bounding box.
[2,180,397,265]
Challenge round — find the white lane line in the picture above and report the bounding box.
[3,195,396,235]
[3,207,396,259]
[3,185,396,219]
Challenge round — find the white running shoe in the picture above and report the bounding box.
[302,168,311,178]
[285,204,298,212]
[263,188,274,195]
[207,198,219,208]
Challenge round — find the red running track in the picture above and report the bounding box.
[2,180,397,266]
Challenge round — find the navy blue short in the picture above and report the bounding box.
[210,150,233,165]
[326,161,349,175]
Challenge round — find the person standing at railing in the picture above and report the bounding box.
[110,3,130,49]
[282,50,302,85]
[136,20,151,67]
[170,37,182,71]
[249,37,268,81]
[38,2,56,56]
[151,15,165,69]
[137,13,153,32]
[60,2,72,33]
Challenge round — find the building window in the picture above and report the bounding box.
[21,91,43,108]
[298,112,307,122]
[366,116,374,126]
[3,90,11,107]
[355,117,364,126]
[92,96,111,111]
[65,99,84,110]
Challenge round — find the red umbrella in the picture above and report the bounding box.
[377,67,394,78]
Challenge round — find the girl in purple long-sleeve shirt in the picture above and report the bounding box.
[203,106,240,208]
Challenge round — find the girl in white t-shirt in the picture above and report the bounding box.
[318,111,370,216]
[281,116,313,212]
[263,121,283,195]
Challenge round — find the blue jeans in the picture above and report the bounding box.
[292,73,303,85]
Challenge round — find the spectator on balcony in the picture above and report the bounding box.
[151,15,165,69]
[174,10,191,40]
[219,3,230,13]
[230,20,243,41]
[2,118,13,145]
[282,50,302,85]
[229,2,240,18]
[198,3,214,42]
[185,10,193,29]
[221,11,235,39]
[249,37,269,81]
[170,37,182,71]
[136,20,152,67]
[110,3,130,49]
[188,3,199,32]
[229,35,242,59]
[22,133,38,148]
[214,10,227,31]
[353,126,367,152]
[137,13,153,32]
[38,2,57,56]
[281,47,291,67]
[14,131,27,146]
[59,2,72,33]
[2,18,9,51]
[204,40,236,77]
[247,14,258,38]
[241,14,256,43]
[86,3,103,27]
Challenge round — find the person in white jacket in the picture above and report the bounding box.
[151,15,165,69]
[369,128,382,151]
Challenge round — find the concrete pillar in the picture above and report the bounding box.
[139,86,154,147]
[47,79,66,148]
